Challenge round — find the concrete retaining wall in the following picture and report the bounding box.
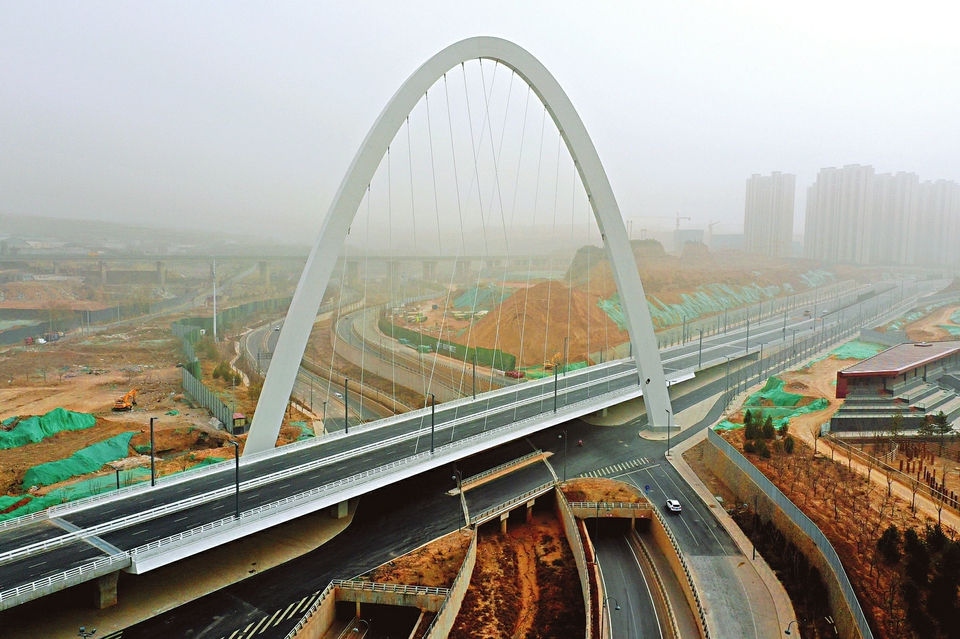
[288,584,337,638]
[646,514,708,639]
[702,431,871,639]
[423,531,477,639]
[556,490,595,639]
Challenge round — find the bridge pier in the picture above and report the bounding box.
[500,512,509,535]
[455,261,470,283]
[94,571,119,609]
[422,260,437,282]
[329,500,349,519]
[525,499,535,524]
[346,260,360,288]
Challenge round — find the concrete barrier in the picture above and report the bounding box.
[703,429,873,639]
[646,509,709,639]
[556,490,595,639]
[422,531,477,639]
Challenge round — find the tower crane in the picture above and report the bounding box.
[630,212,692,230]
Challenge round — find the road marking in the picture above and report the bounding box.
[579,457,650,478]
[274,602,297,626]
[131,529,147,535]
[291,594,310,615]
[174,516,189,523]
[259,609,282,632]
[28,561,46,569]
[244,615,269,637]
[624,534,665,639]
[281,600,303,621]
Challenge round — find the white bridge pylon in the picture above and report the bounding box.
[244,36,673,455]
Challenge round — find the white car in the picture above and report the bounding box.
[334,392,343,399]
[273,326,281,331]
[665,499,682,513]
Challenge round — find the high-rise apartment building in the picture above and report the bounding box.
[744,171,795,258]
[804,164,959,266]
[804,165,875,264]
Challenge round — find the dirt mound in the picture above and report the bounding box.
[561,477,646,503]
[456,280,626,367]
[364,530,472,588]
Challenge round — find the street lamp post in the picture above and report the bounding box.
[472,354,477,399]
[228,440,240,519]
[558,431,568,482]
[344,378,350,434]
[601,596,621,638]
[452,471,464,530]
[429,393,436,453]
[553,365,559,413]
[322,400,327,422]
[682,315,687,343]
[115,468,121,491]
[666,409,672,456]
[149,417,157,486]
[696,328,704,368]
[745,319,750,353]
[784,620,799,635]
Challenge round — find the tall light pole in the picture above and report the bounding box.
[782,307,788,338]
[452,471,464,530]
[558,431,568,482]
[553,365,559,413]
[666,409,672,456]
[344,378,350,434]
[210,259,218,343]
[429,393,436,453]
[696,328,704,368]
[149,417,157,486]
[227,440,240,519]
[472,354,477,399]
[745,319,750,353]
[681,315,687,344]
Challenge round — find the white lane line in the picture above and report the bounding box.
[624,534,664,639]
[291,594,311,615]
[281,600,303,621]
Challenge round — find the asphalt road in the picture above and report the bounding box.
[594,522,663,639]
[0,277,935,633]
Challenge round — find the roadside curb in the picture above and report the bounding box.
[667,428,797,638]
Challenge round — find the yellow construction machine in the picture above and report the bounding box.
[113,389,138,411]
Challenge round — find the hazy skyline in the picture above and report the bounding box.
[2,1,959,242]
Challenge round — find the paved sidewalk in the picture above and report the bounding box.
[668,421,797,639]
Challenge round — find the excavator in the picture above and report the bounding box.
[113,389,138,411]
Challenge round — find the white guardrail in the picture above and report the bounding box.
[0,553,130,606]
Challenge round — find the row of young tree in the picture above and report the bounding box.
[876,523,960,639]
[742,409,795,458]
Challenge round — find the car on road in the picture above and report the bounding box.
[273,326,281,331]
[505,370,525,379]
[665,499,682,513]
[334,392,343,399]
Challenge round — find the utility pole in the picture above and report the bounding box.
[429,393,436,453]
[149,417,157,486]
[211,260,218,343]
[697,329,704,368]
[344,378,350,434]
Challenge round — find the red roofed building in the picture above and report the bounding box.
[836,341,960,398]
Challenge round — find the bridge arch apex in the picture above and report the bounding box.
[244,36,672,455]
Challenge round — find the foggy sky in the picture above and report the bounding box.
[2,1,959,243]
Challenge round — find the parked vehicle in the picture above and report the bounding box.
[505,370,525,379]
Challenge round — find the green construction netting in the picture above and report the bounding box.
[744,377,803,408]
[830,340,887,360]
[291,421,315,440]
[716,376,829,431]
[951,309,960,325]
[520,361,588,379]
[598,270,833,330]
[453,284,513,310]
[0,408,96,450]
[22,432,135,489]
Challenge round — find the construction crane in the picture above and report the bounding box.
[113,389,138,412]
[707,221,720,245]
[630,212,692,230]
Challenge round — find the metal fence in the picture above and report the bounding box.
[181,367,233,427]
[707,428,875,639]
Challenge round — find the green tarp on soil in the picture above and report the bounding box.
[830,340,886,360]
[715,376,829,431]
[0,408,96,450]
[22,432,136,488]
[291,421,315,441]
[744,377,804,408]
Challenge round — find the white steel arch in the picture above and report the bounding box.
[244,36,673,455]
